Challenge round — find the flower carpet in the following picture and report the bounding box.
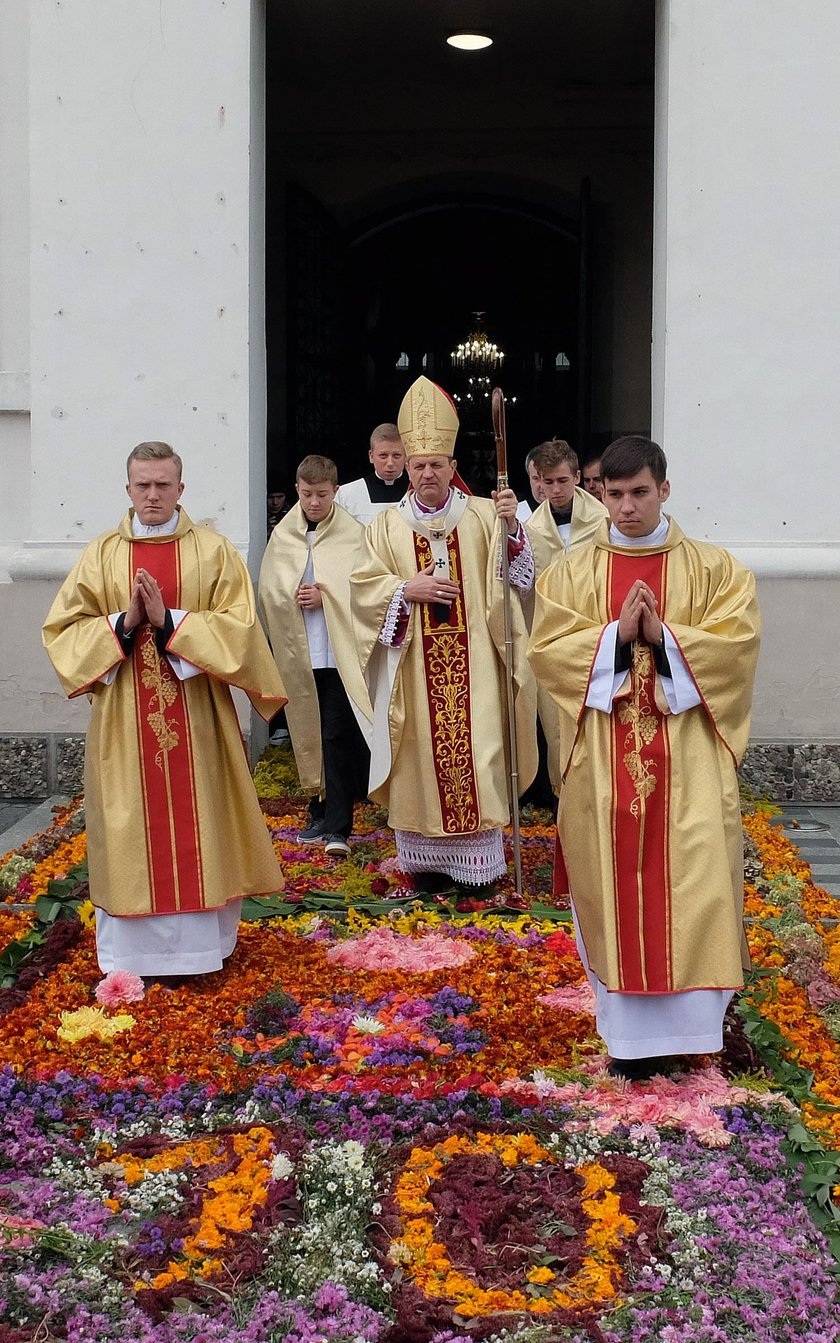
[1,761,840,1341]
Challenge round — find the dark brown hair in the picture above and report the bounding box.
[601,436,667,485]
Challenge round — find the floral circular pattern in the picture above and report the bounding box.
[386,1130,653,1321]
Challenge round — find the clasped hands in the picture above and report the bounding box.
[296,583,323,610]
[124,569,167,631]
[618,579,664,647]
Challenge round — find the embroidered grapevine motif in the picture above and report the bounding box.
[618,643,659,819]
[139,630,180,766]
[414,534,480,835]
[426,633,479,833]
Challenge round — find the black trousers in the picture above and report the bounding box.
[308,668,370,838]
[520,717,555,809]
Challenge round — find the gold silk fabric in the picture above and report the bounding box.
[397,375,459,458]
[350,498,537,836]
[528,517,761,993]
[525,487,609,791]
[258,502,372,795]
[42,509,286,918]
[525,487,609,580]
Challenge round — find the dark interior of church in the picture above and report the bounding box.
[265,0,655,498]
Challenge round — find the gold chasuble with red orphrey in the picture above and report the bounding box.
[350,496,537,839]
[43,509,287,919]
[528,518,760,995]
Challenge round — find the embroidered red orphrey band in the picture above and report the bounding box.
[130,541,205,914]
[608,551,672,992]
[413,532,480,835]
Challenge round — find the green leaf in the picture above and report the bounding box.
[240,896,295,921]
[34,898,63,924]
[528,902,574,923]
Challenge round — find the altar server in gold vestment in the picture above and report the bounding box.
[350,376,537,896]
[528,436,760,1077]
[43,442,287,979]
[525,439,609,579]
[259,454,372,858]
[525,438,608,795]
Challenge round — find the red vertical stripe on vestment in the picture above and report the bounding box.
[413,532,480,834]
[131,541,205,913]
[607,551,672,991]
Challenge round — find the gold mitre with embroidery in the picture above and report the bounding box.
[397,376,459,458]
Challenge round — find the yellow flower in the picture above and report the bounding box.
[77,899,96,928]
[527,1265,556,1284]
[57,1005,135,1042]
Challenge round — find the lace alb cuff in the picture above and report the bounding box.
[379,583,409,646]
[507,530,535,593]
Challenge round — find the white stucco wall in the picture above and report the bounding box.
[653,0,840,577]
[0,2,31,552]
[0,0,265,735]
[24,0,265,558]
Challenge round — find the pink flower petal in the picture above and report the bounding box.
[95,970,146,1006]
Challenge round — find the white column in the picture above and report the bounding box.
[21,0,265,573]
[0,0,266,737]
[653,0,840,577]
[0,1,31,555]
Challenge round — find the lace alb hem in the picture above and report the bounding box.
[395,828,506,884]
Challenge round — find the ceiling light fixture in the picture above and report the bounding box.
[446,31,493,51]
[451,313,504,371]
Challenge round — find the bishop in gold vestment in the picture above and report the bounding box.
[528,436,760,1065]
[43,446,286,977]
[351,377,537,890]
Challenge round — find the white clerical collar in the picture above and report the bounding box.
[132,509,180,537]
[412,488,452,519]
[609,515,669,548]
[374,471,402,485]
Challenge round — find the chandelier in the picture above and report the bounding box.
[451,312,505,371]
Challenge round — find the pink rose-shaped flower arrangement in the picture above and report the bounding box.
[95,969,146,1006]
[327,926,475,973]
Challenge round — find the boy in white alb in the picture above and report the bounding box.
[259,455,372,858]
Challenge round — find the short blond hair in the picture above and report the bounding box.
[127,441,183,480]
[370,423,402,449]
[296,454,338,486]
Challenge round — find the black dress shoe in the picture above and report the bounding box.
[454,881,498,901]
[412,871,456,896]
[608,1056,673,1081]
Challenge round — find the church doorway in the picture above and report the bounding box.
[345,195,585,496]
[265,0,655,497]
